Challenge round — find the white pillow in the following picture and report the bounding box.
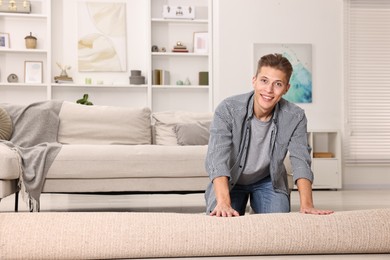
[152,111,213,145]
[58,101,151,145]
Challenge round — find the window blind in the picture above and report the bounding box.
[344,0,390,165]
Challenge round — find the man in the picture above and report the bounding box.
[205,53,333,217]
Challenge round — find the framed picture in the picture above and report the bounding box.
[24,61,43,84]
[193,32,208,54]
[0,33,10,49]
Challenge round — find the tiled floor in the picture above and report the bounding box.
[1,189,390,259]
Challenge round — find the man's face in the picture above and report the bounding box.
[252,66,290,116]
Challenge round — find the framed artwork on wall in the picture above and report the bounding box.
[253,43,312,103]
[24,61,43,84]
[193,32,208,54]
[77,2,127,72]
[0,32,10,48]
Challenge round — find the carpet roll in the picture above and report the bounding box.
[0,209,389,259]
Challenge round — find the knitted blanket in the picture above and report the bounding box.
[0,100,63,211]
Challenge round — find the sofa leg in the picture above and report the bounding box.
[14,191,19,212]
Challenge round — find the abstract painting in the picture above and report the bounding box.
[253,43,312,103]
[78,2,127,72]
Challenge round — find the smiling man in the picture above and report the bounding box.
[205,53,333,217]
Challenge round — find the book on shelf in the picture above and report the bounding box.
[173,45,187,49]
[54,76,73,84]
[152,69,170,85]
[172,44,189,53]
[313,152,334,158]
[172,49,189,53]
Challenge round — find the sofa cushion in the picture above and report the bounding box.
[58,102,152,145]
[0,144,21,180]
[0,106,13,141]
[152,111,213,145]
[47,144,208,179]
[175,121,211,146]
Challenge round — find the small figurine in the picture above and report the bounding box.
[56,62,71,77]
[184,77,191,85]
[54,62,73,83]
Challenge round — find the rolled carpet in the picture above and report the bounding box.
[0,209,389,259]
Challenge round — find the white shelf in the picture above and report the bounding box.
[150,0,212,112]
[152,85,209,89]
[0,13,47,19]
[1,1,212,110]
[51,83,148,88]
[0,48,48,54]
[152,52,208,57]
[0,82,47,87]
[309,130,342,189]
[151,18,208,23]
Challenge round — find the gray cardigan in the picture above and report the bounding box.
[204,91,313,213]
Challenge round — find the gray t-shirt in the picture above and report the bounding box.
[237,116,272,185]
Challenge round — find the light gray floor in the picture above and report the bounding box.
[1,189,390,260]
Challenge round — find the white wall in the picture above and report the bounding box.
[213,0,390,189]
[213,0,343,131]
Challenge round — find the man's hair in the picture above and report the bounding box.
[256,53,293,83]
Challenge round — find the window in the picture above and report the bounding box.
[344,0,390,165]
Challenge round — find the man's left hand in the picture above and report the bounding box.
[300,207,334,215]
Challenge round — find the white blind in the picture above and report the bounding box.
[344,0,390,165]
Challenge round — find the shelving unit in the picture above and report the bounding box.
[308,130,342,189]
[0,0,51,104]
[149,0,213,112]
[1,1,213,112]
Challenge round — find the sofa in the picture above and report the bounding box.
[0,101,293,212]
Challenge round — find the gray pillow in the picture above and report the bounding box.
[174,121,211,146]
[0,106,13,140]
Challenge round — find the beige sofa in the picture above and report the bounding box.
[0,101,213,211]
[0,101,293,211]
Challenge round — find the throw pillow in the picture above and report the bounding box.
[0,106,13,140]
[58,101,152,145]
[152,111,213,145]
[175,121,211,145]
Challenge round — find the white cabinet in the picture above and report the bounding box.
[309,131,342,189]
[149,0,213,112]
[0,0,51,104]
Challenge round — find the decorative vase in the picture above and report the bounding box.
[129,70,145,85]
[25,32,37,49]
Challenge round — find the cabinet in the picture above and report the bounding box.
[287,130,342,190]
[149,0,213,112]
[0,0,51,104]
[308,130,342,189]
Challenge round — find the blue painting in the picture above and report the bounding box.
[253,43,312,103]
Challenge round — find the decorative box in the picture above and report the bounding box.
[0,1,31,14]
[162,5,195,19]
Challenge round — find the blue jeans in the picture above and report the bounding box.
[230,176,290,215]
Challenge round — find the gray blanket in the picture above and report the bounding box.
[0,100,63,211]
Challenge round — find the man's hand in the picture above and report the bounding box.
[211,176,240,217]
[210,203,240,217]
[296,178,334,215]
[300,207,334,215]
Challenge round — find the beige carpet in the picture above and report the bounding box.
[0,209,389,259]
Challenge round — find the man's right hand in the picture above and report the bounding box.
[211,176,240,217]
[210,203,240,217]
